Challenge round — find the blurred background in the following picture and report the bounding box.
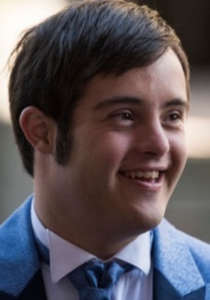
[0,0,210,241]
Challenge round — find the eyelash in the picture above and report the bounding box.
[108,111,134,126]
[111,111,133,121]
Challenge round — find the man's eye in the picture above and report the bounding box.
[120,112,133,120]
[114,111,134,123]
[167,111,182,122]
[169,113,180,120]
[108,110,134,126]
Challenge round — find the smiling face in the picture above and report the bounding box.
[49,48,188,252]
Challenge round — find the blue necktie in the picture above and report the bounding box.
[68,260,134,300]
[35,237,134,299]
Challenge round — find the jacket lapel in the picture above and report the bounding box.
[17,269,47,300]
[152,219,206,300]
[0,196,46,299]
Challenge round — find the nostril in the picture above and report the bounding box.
[145,151,158,156]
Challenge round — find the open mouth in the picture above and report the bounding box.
[120,170,164,183]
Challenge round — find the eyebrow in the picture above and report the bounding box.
[161,98,190,111]
[93,96,144,110]
[93,96,189,111]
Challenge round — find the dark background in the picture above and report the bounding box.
[132,0,210,67]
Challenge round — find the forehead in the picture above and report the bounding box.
[78,48,188,110]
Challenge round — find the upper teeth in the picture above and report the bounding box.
[125,171,159,179]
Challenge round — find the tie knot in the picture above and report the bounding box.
[68,260,134,300]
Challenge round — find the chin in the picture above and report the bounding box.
[132,207,166,234]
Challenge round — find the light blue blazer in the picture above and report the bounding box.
[0,195,210,299]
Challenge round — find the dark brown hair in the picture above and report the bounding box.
[9,0,189,176]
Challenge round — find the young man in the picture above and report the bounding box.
[1,0,210,299]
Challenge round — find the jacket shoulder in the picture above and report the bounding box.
[155,219,210,282]
[180,230,210,281]
[153,219,210,296]
[0,196,41,298]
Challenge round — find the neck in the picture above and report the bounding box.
[34,196,139,260]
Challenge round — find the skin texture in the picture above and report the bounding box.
[20,48,188,258]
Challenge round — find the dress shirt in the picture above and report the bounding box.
[31,200,153,300]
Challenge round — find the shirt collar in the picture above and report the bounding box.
[31,199,152,284]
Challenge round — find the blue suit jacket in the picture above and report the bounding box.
[1,196,210,299]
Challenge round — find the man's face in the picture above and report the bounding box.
[55,49,188,241]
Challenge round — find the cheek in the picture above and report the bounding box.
[170,133,187,172]
[86,131,132,167]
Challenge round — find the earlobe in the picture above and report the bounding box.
[19,106,55,154]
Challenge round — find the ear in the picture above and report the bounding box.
[19,106,56,154]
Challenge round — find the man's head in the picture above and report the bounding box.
[9,0,189,177]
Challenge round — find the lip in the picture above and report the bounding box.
[118,171,165,192]
[120,166,167,172]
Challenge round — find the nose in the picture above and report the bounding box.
[136,120,170,157]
